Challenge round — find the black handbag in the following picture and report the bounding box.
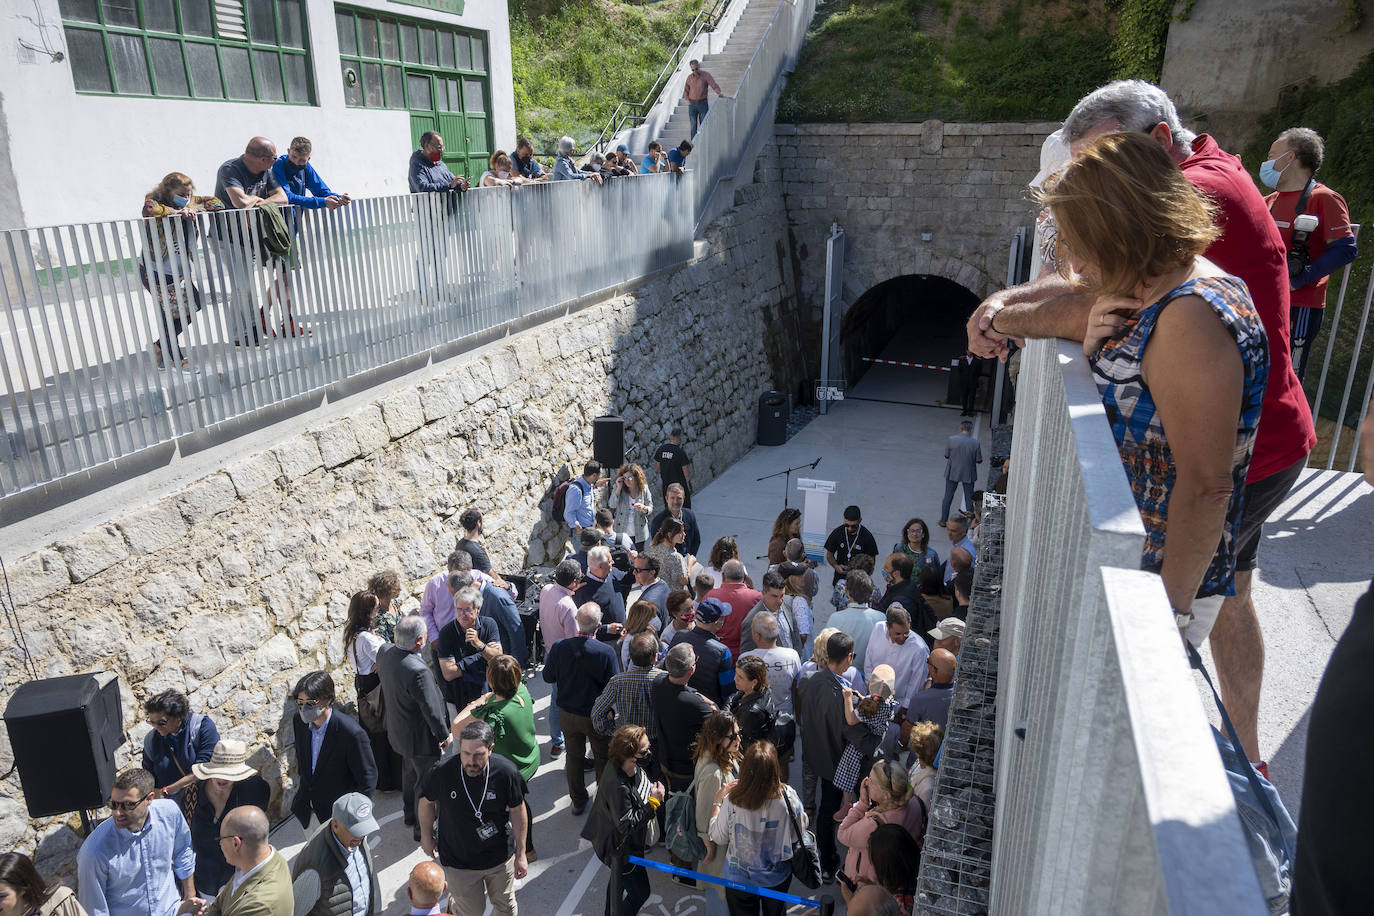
[784,789,822,889]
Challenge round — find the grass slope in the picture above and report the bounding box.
[778,0,1115,123]
[511,0,710,151]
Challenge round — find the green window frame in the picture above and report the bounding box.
[334,5,487,111]
[60,0,315,105]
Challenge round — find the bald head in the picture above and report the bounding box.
[929,648,957,684]
[408,861,447,908]
[848,884,899,916]
[223,805,269,845]
[243,137,276,165]
[722,559,746,582]
[949,545,973,574]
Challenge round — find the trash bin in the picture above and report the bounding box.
[757,390,788,446]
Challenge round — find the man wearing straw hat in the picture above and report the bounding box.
[291,793,382,916]
[191,741,270,898]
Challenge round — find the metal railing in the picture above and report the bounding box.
[0,175,693,497]
[1307,225,1373,471]
[592,0,734,154]
[991,336,1267,914]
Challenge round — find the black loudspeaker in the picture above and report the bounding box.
[4,671,124,817]
[592,415,625,469]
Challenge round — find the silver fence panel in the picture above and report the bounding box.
[993,337,1266,914]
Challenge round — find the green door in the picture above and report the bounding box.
[408,70,488,182]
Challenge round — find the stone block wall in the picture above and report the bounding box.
[0,141,799,868]
[775,120,1058,321]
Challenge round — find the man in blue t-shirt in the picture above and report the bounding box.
[639,141,665,174]
[666,140,693,174]
[272,136,350,211]
[511,136,547,181]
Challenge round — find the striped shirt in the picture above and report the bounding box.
[592,665,663,738]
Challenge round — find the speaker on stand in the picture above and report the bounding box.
[4,671,124,830]
[593,415,625,469]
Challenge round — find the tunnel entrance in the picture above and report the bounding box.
[839,274,982,406]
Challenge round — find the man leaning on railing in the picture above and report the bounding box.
[212,136,290,348]
[408,131,471,194]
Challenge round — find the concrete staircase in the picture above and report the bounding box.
[651,0,783,149]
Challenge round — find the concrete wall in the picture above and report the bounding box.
[775,121,1054,336]
[1161,0,1374,151]
[0,0,516,228]
[0,141,799,866]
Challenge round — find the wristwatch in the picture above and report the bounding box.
[1172,606,1194,629]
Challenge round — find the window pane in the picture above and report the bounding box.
[222,46,254,99]
[358,16,378,57]
[362,62,381,107]
[58,0,99,23]
[420,27,437,65]
[401,24,418,63]
[455,33,470,70]
[407,73,430,110]
[149,37,188,95]
[246,0,276,43]
[278,0,303,47]
[109,33,151,94]
[471,37,484,72]
[253,49,283,100]
[181,0,213,36]
[438,30,454,68]
[283,53,309,102]
[340,60,361,106]
[65,27,111,91]
[334,12,356,55]
[463,78,484,113]
[143,0,177,31]
[383,64,402,108]
[186,41,223,96]
[379,20,398,60]
[443,79,457,111]
[103,0,138,27]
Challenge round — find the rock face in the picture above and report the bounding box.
[916,494,1004,916]
[0,141,802,872]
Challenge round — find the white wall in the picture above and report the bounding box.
[0,0,515,228]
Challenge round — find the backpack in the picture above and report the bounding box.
[551,477,588,524]
[664,767,708,863]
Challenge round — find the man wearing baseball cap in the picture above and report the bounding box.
[667,596,735,706]
[928,617,965,656]
[291,793,382,916]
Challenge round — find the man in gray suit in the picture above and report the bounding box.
[940,419,982,527]
[375,613,451,842]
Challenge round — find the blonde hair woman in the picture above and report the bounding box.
[139,172,224,369]
[835,759,925,900]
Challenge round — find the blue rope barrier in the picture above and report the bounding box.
[627,856,832,911]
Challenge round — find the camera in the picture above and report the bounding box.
[1286,213,1319,280]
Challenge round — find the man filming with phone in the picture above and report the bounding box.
[1261,127,1358,383]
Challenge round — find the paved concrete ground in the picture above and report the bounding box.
[266,354,1368,912]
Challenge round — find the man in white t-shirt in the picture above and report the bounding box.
[739,611,801,716]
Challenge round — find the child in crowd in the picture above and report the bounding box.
[832,665,899,820]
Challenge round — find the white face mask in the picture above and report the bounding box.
[300,706,321,725]
[497,170,510,179]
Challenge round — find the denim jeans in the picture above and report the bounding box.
[549,682,564,749]
[689,100,710,137]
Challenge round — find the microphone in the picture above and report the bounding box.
[811,458,822,469]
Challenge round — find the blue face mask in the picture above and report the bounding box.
[171,194,190,208]
[1258,152,1290,190]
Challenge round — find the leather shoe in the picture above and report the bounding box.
[582,756,596,771]
[937,520,947,527]
[571,799,587,816]
[820,870,834,886]
[412,825,421,843]
[550,744,564,759]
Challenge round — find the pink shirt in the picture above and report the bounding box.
[684,69,722,102]
[540,583,579,647]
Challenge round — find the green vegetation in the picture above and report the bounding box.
[1242,52,1374,427]
[1110,0,1177,82]
[778,0,1118,123]
[510,0,709,151]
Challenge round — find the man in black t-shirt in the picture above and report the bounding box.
[823,505,880,586]
[212,137,288,346]
[419,721,527,916]
[654,427,693,508]
[434,587,502,707]
[650,643,715,790]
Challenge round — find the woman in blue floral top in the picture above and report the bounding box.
[367,569,404,642]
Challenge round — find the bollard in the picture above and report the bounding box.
[818,893,835,916]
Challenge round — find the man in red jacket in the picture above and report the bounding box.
[967,79,1316,772]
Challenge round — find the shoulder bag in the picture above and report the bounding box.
[783,787,822,889]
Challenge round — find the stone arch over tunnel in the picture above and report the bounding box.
[839,274,982,399]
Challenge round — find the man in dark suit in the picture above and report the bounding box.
[573,545,627,626]
[375,613,452,842]
[479,575,527,668]
[290,671,378,829]
[648,483,702,557]
[626,553,671,630]
[796,630,855,883]
[940,418,982,527]
[954,351,981,415]
[877,552,937,644]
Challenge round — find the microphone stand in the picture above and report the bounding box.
[756,458,822,509]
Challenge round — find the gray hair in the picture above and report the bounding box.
[588,545,612,567]
[665,643,696,678]
[558,135,575,155]
[575,601,603,634]
[1062,80,1194,158]
[721,558,746,582]
[751,611,780,643]
[394,613,427,647]
[454,586,481,609]
[886,605,911,629]
[1278,127,1324,172]
[589,152,605,165]
[448,570,474,593]
[784,538,806,562]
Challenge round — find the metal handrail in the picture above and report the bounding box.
[592,0,732,152]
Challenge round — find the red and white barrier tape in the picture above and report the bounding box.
[861,357,952,371]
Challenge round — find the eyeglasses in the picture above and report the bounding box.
[728,732,741,741]
[146,717,172,728]
[295,698,322,709]
[218,834,239,844]
[633,566,651,572]
[109,794,151,811]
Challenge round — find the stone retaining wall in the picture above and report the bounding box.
[0,143,799,869]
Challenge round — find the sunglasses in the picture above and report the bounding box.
[109,793,151,812]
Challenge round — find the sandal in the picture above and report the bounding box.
[152,340,165,369]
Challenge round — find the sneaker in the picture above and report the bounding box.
[550,745,565,760]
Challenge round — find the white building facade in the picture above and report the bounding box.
[0,0,516,229]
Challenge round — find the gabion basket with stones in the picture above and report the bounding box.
[915,493,1004,916]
